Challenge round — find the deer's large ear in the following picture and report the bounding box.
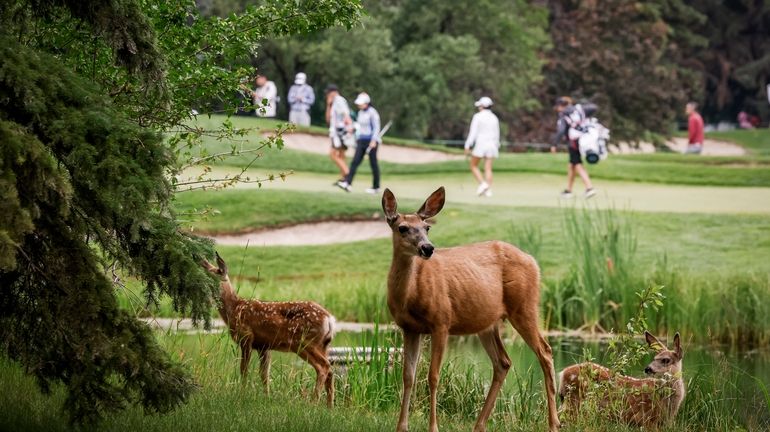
[215,251,228,275]
[673,332,683,359]
[417,186,445,220]
[382,188,399,225]
[200,258,217,273]
[645,331,665,352]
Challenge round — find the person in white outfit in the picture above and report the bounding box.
[464,96,500,197]
[252,74,277,118]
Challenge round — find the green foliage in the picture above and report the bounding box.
[525,0,706,142]
[0,0,363,424]
[254,0,549,140]
[689,1,770,122]
[0,36,208,423]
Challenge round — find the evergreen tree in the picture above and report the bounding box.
[0,0,362,423]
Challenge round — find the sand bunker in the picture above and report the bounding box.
[209,220,391,247]
[272,132,463,164]
[665,137,746,156]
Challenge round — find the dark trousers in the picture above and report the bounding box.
[345,138,380,189]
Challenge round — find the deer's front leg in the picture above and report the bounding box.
[428,328,448,432]
[239,337,253,382]
[397,331,421,432]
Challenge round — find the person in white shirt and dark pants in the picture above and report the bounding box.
[464,96,500,197]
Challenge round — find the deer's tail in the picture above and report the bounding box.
[322,315,336,349]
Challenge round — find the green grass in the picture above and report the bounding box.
[1,329,767,431]
[174,188,383,234]
[128,189,770,344]
[183,115,770,187]
[709,129,770,155]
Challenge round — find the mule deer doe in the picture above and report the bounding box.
[381,187,560,432]
[201,253,335,407]
[559,331,685,427]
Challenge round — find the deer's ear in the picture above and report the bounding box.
[674,332,683,359]
[215,251,228,275]
[200,259,217,273]
[645,331,665,352]
[382,188,399,225]
[417,186,445,220]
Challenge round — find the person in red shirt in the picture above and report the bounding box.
[685,102,704,154]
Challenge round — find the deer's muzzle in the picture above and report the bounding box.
[419,244,434,258]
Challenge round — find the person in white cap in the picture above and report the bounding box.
[336,92,381,194]
[287,72,315,126]
[464,96,500,197]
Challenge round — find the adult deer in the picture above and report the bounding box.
[200,253,335,407]
[559,331,685,427]
[381,187,560,432]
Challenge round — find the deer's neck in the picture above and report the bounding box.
[218,279,241,325]
[388,249,417,303]
[657,372,685,417]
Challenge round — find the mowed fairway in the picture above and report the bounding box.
[187,166,770,215]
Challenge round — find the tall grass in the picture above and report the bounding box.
[2,321,769,431]
[540,206,638,333]
[532,207,770,346]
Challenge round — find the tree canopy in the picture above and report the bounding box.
[254,0,550,140]
[245,0,768,142]
[0,0,361,423]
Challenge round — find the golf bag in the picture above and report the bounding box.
[565,103,609,164]
[577,118,609,164]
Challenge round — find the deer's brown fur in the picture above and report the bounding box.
[382,187,559,432]
[201,253,335,407]
[559,331,685,427]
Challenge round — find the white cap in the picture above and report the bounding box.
[474,96,493,108]
[294,72,307,85]
[354,92,371,106]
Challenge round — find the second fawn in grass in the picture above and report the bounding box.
[559,331,685,427]
[201,253,335,407]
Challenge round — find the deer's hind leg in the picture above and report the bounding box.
[258,349,271,395]
[473,325,512,432]
[508,307,561,432]
[300,346,333,407]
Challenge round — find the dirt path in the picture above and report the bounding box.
[141,317,396,334]
[208,220,390,246]
[141,317,639,342]
[274,132,463,164]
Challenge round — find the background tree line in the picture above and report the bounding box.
[210,0,770,143]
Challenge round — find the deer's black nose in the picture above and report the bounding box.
[644,366,653,375]
[420,244,434,258]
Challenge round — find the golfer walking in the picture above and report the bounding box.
[336,92,381,194]
[464,96,500,197]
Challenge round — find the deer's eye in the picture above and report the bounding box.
[425,226,431,232]
[661,358,670,364]
[398,226,409,234]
